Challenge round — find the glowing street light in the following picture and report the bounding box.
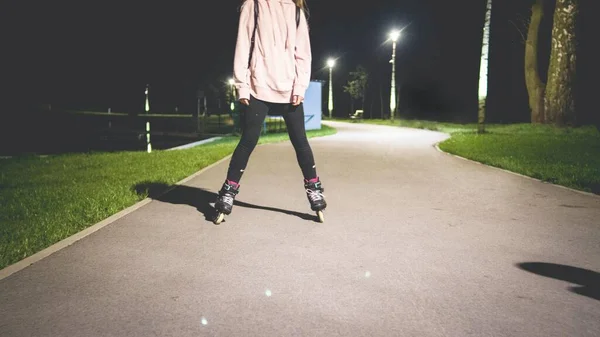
[327,58,335,119]
[390,30,400,43]
[144,84,150,113]
[388,30,401,121]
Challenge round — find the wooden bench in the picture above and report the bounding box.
[349,109,363,122]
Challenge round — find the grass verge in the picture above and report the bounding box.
[357,118,600,194]
[0,125,337,270]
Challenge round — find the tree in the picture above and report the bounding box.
[515,0,580,125]
[524,0,546,123]
[343,79,359,115]
[544,0,579,126]
[477,0,492,134]
[343,65,369,115]
[208,83,223,113]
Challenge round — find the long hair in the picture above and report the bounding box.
[295,0,310,19]
[240,0,309,14]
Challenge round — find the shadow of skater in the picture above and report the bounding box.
[132,181,318,223]
[517,262,600,301]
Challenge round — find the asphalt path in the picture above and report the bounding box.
[1,121,599,336]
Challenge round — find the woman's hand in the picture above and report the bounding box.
[292,95,304,106]
[240,98,250,106]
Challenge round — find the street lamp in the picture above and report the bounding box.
[327,58,335,119]
[144,84,150,113]
[228,78,235,111]
[388,30,400,121]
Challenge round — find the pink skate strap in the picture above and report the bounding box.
[226,180,240,188]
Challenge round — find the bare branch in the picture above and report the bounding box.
[509,19,527,43]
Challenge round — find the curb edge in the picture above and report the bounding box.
[432,141,599,199]
[0,154,233,281]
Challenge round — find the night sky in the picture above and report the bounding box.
[2,0,597,123]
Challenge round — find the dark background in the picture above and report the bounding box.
[1,0,597,124]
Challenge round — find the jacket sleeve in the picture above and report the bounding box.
[233,0,255,100]
[293,9,312,99]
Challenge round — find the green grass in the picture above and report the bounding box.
[0,125,337,270]
[358,118,600,194]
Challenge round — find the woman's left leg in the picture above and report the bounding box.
[281,102,317,179]
[281,103,327,211]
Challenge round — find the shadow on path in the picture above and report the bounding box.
[517,262,600,301]
[132,181,317,223]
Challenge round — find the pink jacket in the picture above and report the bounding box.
[233,0,312,104]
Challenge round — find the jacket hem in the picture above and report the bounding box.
[251,85,293,104]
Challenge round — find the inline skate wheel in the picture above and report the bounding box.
[317,210,324,223]
[214,212,225,225]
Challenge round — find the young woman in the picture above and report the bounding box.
[213,0,327,224]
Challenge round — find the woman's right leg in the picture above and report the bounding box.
[215,97,269,215]
[226,97,269,183]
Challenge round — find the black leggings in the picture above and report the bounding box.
[226,96,317,183]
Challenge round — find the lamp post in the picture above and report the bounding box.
[144,84,151,152]
[389,30,400,121]
[144,84,150,113]
[327,58,335,119]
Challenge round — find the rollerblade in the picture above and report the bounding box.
[304,178,327,222]
[213,180,239,224]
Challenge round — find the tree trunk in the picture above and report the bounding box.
[544,0,578,126]
[525,0,546,123]
[477,0,492,134]
[362,91,366,113]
